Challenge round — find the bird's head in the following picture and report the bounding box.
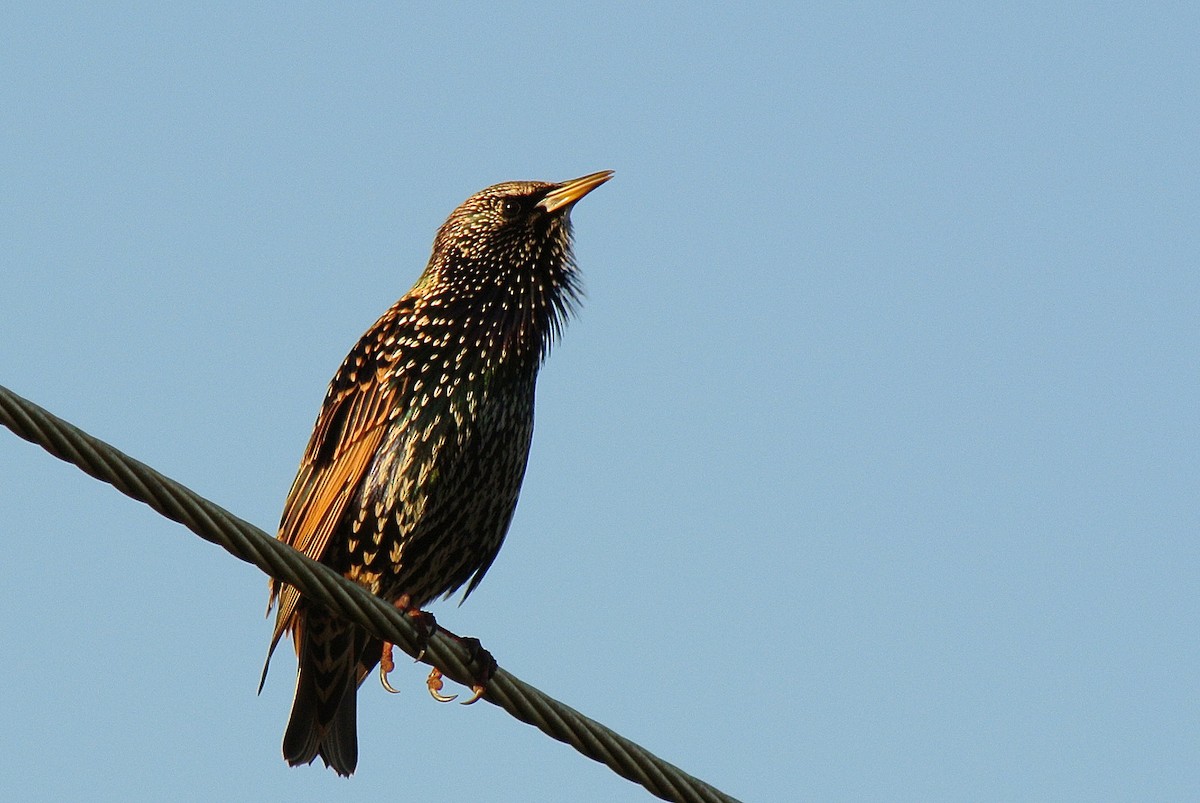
[427,171,612,267]
[413,171,613,360]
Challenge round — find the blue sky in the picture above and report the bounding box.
[2,4,1197,801]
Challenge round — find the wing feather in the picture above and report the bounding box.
[262,301,412,665]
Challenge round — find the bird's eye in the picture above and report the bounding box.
[500,199,523,218]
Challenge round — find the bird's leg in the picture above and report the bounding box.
[378,594,437,694]
[457,636,496,706]
[425,631,497,706]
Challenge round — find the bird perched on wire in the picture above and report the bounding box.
[260,171,613,776]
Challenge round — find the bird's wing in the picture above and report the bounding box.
[264,300,413,660]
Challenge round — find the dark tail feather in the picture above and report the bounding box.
[283,670,358,776]
[282,614,362,776]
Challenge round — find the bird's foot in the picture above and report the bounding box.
[378,594,438,694]
[425,635,497,706]
[380,642,400,694]
[426,667,456,702]
[459,637,497,705]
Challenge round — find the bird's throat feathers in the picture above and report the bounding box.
[411,220,581,367]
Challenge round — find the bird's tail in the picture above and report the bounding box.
[282,610,371,777]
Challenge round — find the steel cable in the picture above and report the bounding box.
[0,383,737,803]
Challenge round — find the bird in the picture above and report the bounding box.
[260,170,613,776]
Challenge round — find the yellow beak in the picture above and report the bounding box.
[538,170,614,213]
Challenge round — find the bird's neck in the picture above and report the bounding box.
[417,255,578,372]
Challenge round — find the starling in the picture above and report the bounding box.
[261,170,612,776]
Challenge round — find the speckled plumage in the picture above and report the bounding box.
[262,171,612,776]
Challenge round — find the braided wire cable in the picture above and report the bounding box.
[0,383,738,803]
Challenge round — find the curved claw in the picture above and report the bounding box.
[379,642,401,694]
[380,664,401,694]
[430,687,458,703]
[461,684,487,706]
[427,667,458,703]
